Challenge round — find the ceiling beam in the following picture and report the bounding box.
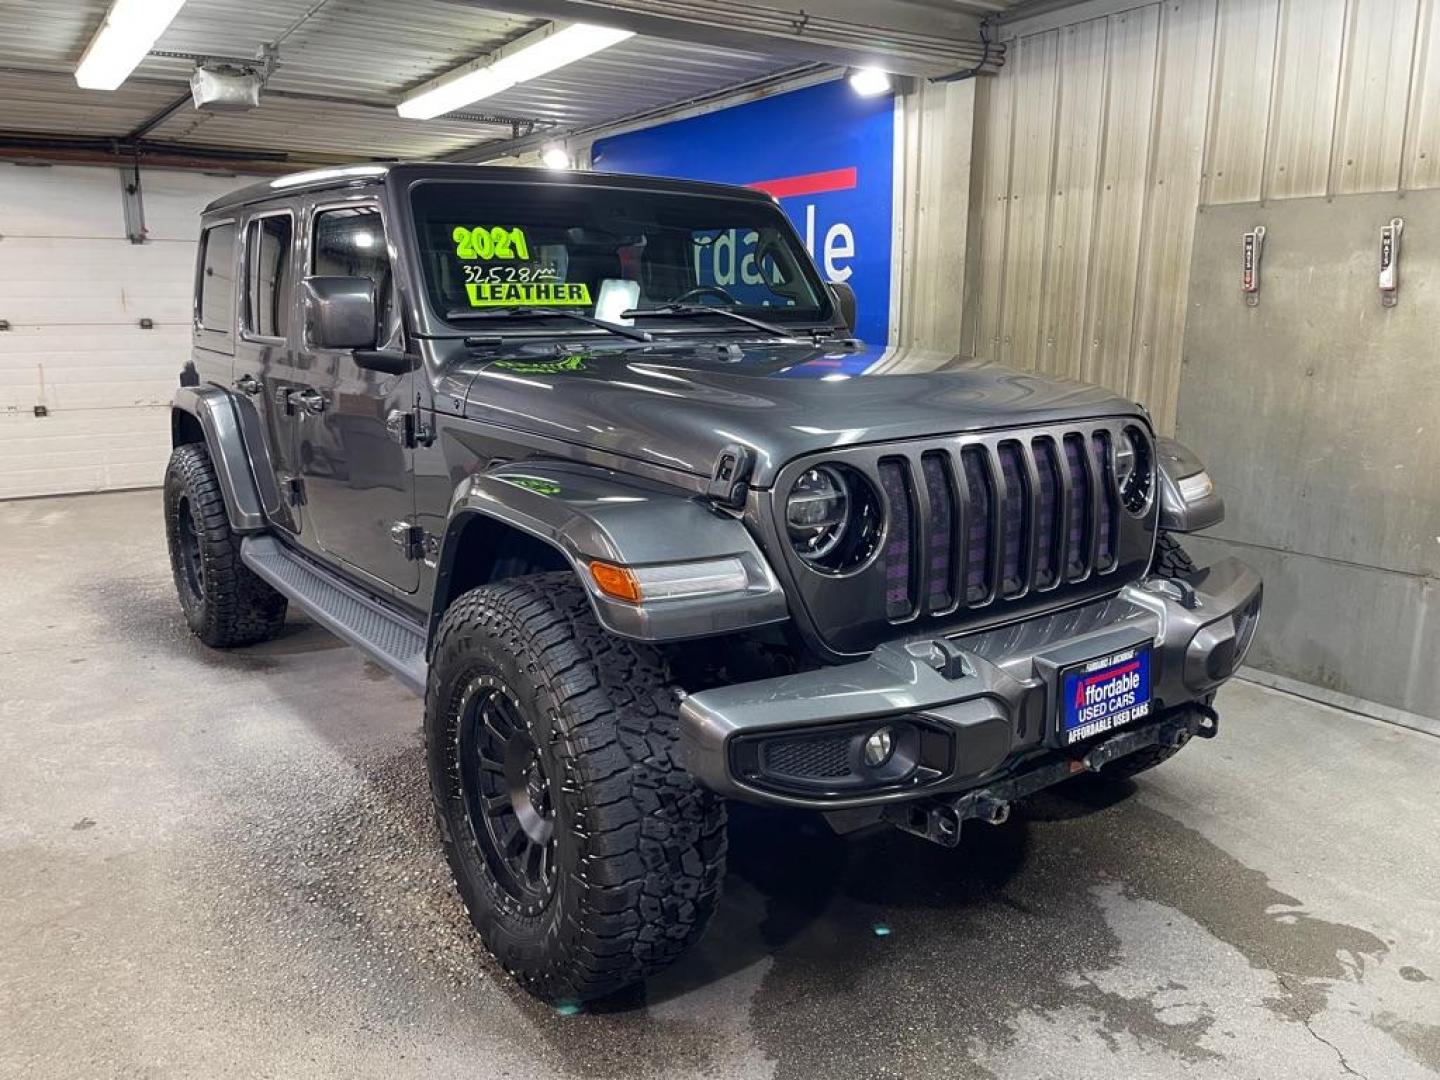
[0,131,356,172]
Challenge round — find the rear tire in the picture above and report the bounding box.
[163,443,287,648]
[425,572,726,1003]
[1089,531,1197,781]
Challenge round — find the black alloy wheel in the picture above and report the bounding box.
[458,676,557,914]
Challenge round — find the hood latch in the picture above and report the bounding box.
[707,443,755,509]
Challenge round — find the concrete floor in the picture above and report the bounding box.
[2,489,1437,1080]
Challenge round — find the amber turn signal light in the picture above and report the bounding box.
[588,560,643,603]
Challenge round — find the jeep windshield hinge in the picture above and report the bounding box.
[707,443,755,509]
[386,408,435,449]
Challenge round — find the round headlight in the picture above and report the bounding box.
[787,466,849,559]
[1116,426,1154,514]
[785,464,882,572]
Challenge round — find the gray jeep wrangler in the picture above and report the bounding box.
[165,163,1261,1003]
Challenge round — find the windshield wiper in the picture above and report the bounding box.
[622,303,790,338]
[444,306,652,343]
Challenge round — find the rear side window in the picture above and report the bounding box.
[245,214,293,338]
[198,222,236,332]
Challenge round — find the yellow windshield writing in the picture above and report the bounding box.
[453,225,530,261]
[465,281,592,307]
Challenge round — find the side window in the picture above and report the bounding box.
[245,214,294,338]
[197,222,237,332]
[311,207,396,345]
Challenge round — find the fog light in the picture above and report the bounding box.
[863,727,894,767]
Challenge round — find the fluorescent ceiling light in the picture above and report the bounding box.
[848,67,892,97]
[398,22,634,120]
[540,145,571,170]
[75,0,188,91]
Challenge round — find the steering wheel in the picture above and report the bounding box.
[672,285,738,306]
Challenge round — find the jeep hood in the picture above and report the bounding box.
[455,340,1144,487]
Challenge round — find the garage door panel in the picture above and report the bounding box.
[0,407,170,500]
[132,171,248,242]
[0,164,127,238]
[0,238,197,325]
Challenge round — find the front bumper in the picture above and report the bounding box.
[678,557,1262,809]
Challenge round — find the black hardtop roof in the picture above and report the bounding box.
[203,161,778,215]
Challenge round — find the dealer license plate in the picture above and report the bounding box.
[1059,646,1152,746]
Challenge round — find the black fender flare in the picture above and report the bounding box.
[430,460,788,647]
[171,386,267,533]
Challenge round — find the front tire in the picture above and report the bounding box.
[425,573,726,1003]
[163,443,287,648]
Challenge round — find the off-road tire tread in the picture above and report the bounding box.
[426,572,726,1003]
[1096,532,1196,779]
[1152,530,1197,580]
[163,443,287,647]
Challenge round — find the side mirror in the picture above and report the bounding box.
[829,281,857,334]
[302,276,377,350]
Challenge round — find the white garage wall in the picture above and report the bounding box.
[0,164,258,500]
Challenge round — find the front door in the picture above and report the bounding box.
[294,202,418,593]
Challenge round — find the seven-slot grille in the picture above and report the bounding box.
[875,426,1127,622]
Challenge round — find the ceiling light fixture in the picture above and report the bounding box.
[398,22,634,120]
[847,67,892,97]
[540,145,571,170]
[75,0,189,91]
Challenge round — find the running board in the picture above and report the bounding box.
[240,535,427,695]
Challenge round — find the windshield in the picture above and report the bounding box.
[409,180,834,331]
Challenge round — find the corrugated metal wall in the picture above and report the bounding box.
[961,0,1440,431]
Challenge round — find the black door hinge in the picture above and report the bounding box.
[707,443,755,509]
[278,473,305,505]
[386,408,435,449]
[389,521,432,561]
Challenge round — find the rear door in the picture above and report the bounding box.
[233,209,303,532]
[293,201,418,593]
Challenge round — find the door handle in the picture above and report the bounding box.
[293,388,327,414]
[234,373,262,395]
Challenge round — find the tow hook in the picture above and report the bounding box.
[1193,702,1220,739]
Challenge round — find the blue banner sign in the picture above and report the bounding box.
[592,79,896,351]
